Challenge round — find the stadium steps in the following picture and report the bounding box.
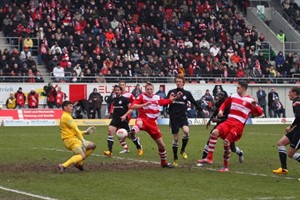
[32,57,52,83]
[0,31,12,51]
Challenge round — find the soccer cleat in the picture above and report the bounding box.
[57,164,65,173]
[272,167,288,175]
[219,166,229,172]
[119,149,130,154]
[172,160,179,167]
[180,151,188,160]
[196,162,204,167]
[103,150,113,157]
[238,150,244,163]
[138,147,143,156]
[161,163,175,168]
[74,163,84,171]
[197,158,213,164]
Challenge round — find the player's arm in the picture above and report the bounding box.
[120,100,132,121]
[250,100,264,117]
[291,104,300,128]
[218,97,231,117]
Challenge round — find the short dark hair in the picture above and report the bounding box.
[114,85,122,91]
[238,81,248,90]
[291,86,300,96]
[62,101,72,110]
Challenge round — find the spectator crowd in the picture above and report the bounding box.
[0,0,300,83]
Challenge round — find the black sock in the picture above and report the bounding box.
[181,137,189,153]
[172,146,178,160]
[278,147,287,169]
[132,137,141,149]
[107,136,114,152]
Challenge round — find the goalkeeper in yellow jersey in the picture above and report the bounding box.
[57,101,96,173]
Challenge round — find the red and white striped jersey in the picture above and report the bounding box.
[132,93,172,120]
[219,93,263,124]
[122,92,135,103]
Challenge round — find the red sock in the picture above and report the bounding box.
[207,135,218,160]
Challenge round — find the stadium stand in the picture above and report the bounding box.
[0,0,299,84]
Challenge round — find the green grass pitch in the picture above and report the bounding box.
[0,125,300,200]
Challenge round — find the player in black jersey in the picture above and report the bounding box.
[103,85,142,157]
[167,74,209,166]
[273,86,300,175]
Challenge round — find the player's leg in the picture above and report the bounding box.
[75,140,96,171]
[126,122,143,156]
[219,139,231,172]
[148,121,174,168]
[104,125,117,157]
[85,140,96,158]
[58,140,85,173]
[230,142,244,163]
[170,120,180,166]
[180,124,189,160]
[286,129,300,168]
[273,135,290,174]
[154,136,174,168]
[200,129,220,163]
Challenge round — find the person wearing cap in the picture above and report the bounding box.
[15,87,26,109]
[88,88,103,119]
[28,88,39,108]
[6,92,17,109]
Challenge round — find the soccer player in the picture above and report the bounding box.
[198,82,263,172]
[122,82,181,168]
[112,80,139,154]
[273,86,300,175]
[198,91,244,166]
[103,85,143,157]
[167,74,208,166]
[57,101,96,173]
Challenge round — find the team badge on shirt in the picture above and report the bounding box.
[119,101,122,104]
[183,96,187,100]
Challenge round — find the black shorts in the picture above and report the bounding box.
[169,118,189,134]
[109,119,130,130]
[286,127,300,149]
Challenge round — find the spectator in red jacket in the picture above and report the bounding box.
[28,88,39,108]
[15,87,26,109]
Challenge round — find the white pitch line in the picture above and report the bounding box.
[0,186,57,200]
[36,147,299,181]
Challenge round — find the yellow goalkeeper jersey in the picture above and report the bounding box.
[60,111,84,141]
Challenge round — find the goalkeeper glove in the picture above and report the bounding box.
[85,126,96,134]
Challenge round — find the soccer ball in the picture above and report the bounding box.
[116,128,128,140]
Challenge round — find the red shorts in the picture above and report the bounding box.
[136,117,162,140]
[216,118,244,143]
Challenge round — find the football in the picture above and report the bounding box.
[116,128,128,139]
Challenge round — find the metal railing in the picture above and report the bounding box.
[0,75,298,84]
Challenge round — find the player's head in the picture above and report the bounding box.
[289,86,300,100]
[237,81,248,96]
[119,80,126,90]
[113,85,122,96]
[175,74,185,89]
[145,82,154,95]
[215,91,228,107]
[62,100,73,112]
